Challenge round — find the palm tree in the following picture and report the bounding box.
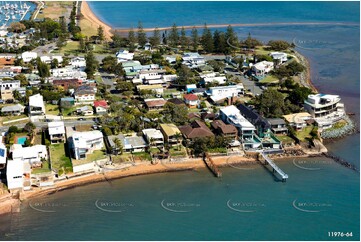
[174,132,182,151]
[113,138,123,155]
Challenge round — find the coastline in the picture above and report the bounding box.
[80,0,113,40]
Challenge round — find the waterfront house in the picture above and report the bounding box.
[94,100,109,114]
[142,129,164,147]
[106,133,147,154]
[76,106,94,116]
[211,120,238,141]
[304,94,345,129]
[10,144,48,168]
[144,98,167,110]
[251,61,274,76]
[6,158,26,191]
[0,143,6,170]
[74,85,96,103]
[266,118,288,135]
[238,103,271,138]
[283,112,312,130]
[70,130,104,160]
[29,94,45,116]
[183,94,200,108]
[178,120,214,141]
[270,52,288,63]
[160,124,182,146]
[220,105,262,149]
[48,121,65,144]
[1,104,25,116]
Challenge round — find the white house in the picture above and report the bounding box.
[182,52,205,68]
[71,130,104,160]
[0,143,6,169]
[40,55,63,65]
[207,85,244,103]
[76,106,94,116]
[11,144,48,168]
[29,93,45,116]
[6,158,24,190]
[116,49,134,63]
[220,105,262,149]
[48,121,65,144]
[0,80,20,90]
[70,57,86,69]
[202,76,227,85]
[283,112,312,130]
[21,51,37,63]
[51,67,87,81]
[270,52,288,63]
[251,61,274,76]
[142,129,164,147]
[74,86,96,103]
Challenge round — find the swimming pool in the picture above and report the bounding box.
[17,137,27,145]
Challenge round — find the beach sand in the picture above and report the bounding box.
[80,0,113,40]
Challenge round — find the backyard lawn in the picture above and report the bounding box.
[277,135,295,144]
[259,75,279,84]
[296,125,314,141]
[49,144,72,174]
[32,160,51,174]
[169,145,187,157]
[45,104,60,115]
[72,150,107,166]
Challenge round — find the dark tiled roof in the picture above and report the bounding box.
[201,112,216,120]
[266,118,286,126]
[178,120,214,139]
[167,98,185,106]
[211,120,237,134]
[74,85,95,95]
[238,103,270,130]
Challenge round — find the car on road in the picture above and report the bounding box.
[78,118,85,121]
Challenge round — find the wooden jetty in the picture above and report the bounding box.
[203,153,222,177]
[260,152,288,182]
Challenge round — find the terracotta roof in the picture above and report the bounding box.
[94,100,108,108]
[183,94,199,101]
[0,57,15,66]
[145,99,167,108]
[178,120,214,139]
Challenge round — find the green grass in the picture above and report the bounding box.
[61,107,76,116]
[208,147,227,154]
[0,114,28,125]
[169,145,187,157]
[133,152,152,161]
[254,46,272,55]
[277,135,295,144]
[296,125,314,141]
[52,41,81,55]
[49,144,72,174]
[259,75,279,84]
[45,104,60,115]
[72,150,107,166]
[32,160,51,174]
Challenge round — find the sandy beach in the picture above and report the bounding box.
[80,0,113,40]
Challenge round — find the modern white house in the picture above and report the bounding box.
[0,142,6,170]
[6,158,24,191]
[21,51,37,63]
[142,128,164,147]
[207,85,244,103]
[220,105,262,149]
[270,52,288,63]
[251,61,274,76]
[29,93,45,116]
[71,131,104,160]
[116,49,134,63]
[11,144,48,168]
[48,121,65,144]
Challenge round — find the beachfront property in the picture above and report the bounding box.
[266,118,288,135]
[304,94,345,128]
[21,51,37,63]
[94,100,109,114]
[70,130,104,160]
[220,105,262,149]
[0,142,6,170]
[251,61,274,76]
[211,120,238,141]
[74,85,96,103]
[142,128,164,147]
[48,121,65,144]
[28,93,45,116]
[10,144,48,168]
[1,104,25,116]
[283,112,312,130]
[106,133,147,154]
[6,158,30,191]
[116,49,134,63]
[183,94,200,108]
[160,123,182,146]
[178,120,214,141]
[269,52,288,63]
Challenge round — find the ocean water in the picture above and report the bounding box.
[0,2,359,241]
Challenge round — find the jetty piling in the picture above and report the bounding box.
[203,153,222,178]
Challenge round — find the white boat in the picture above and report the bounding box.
[4,15,9,21]
[11,15,16,19]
